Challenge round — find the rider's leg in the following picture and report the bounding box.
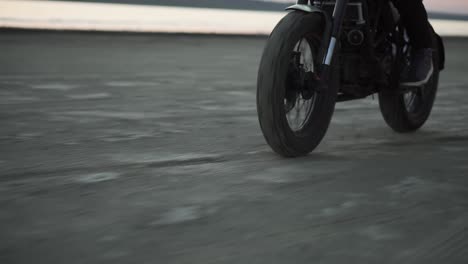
[393,0,434,86]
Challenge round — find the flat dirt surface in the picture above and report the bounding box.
[1,32,468,264]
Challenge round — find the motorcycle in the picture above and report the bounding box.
[256,0,445,157]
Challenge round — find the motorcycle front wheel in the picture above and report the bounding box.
[257,11,338,157]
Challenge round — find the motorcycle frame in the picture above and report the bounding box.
[286,0,445,99]
[288,0,405,100]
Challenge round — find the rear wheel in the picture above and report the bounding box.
[257,11,338,157]
[378,27,439,132]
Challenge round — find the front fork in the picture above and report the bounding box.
[318,0,349,89]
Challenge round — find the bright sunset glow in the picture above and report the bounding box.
[425,0,468,14]
[264,0,468,14]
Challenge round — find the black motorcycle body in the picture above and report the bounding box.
[256,0,445,157]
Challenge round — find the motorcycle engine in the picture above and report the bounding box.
[346,29,365,46]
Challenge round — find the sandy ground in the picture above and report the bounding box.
[1,31,468,264]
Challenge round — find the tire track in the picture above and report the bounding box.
[395,215,468,263]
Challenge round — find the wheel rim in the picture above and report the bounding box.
[285,37,318,132]
[403,90,420,113]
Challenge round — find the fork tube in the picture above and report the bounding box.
[323,0,349,66]
[318,0,348,89]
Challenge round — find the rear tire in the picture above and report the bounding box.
[257,11,338,157]
[378,28,440,133]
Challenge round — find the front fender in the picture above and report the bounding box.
[285,4,331,35]
[285,4,332,64]
[285,4,325,14]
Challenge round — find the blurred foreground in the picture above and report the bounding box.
[1,31,468,264]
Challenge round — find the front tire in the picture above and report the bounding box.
[257,11,338,157]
